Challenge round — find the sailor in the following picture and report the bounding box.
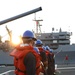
[35,39,48,75]
[10,30,41,75]
[45,46,55,75]
[33,46,46,74]
[64,54,69,65]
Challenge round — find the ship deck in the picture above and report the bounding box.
[0,64,75,75]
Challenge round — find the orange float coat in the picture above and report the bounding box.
[38,47,48,73]
[10,45,41,75]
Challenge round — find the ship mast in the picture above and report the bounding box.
[33,13,43,34]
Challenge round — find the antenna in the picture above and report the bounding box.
[35,19,43,33]
[33,13,43,33]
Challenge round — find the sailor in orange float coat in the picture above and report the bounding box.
[45,46,55,75]
[10,30,41,75]
[35,39,48,75]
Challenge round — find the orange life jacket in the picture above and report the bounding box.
[38,47,48,73]
[38,47,50,56]
[38,47,46,60]
[10,45,41,75]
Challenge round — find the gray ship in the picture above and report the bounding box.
[36,28,75,65]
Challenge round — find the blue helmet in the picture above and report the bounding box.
[22,30,36,40]
[34,47,40,54]
[45,46,50,50]
[35,39,43,45]
[42,46,46,51]
[45,46,53,53]
[49,49,53,53]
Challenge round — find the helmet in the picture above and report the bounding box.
[22,30,36,40]
[42,46,46,51]
[45,46,50,50]
[46,46,53,53]
[35,39,43,45]
[49,49,53,53]
[34,47,40,54]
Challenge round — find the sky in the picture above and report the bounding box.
[0,0,75,44]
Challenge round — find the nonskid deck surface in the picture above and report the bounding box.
[0,66,15,75]
[0,64,75,75]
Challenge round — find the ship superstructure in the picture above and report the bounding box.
[36,28,72,50]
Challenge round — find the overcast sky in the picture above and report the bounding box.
[0,0,75,44]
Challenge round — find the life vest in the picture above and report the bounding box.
[38,47,46,60]
[38,47,48,73]
[38,47,49,56]
[47,52,55,74]
[10,45,41,75]
[38,47,44,52]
